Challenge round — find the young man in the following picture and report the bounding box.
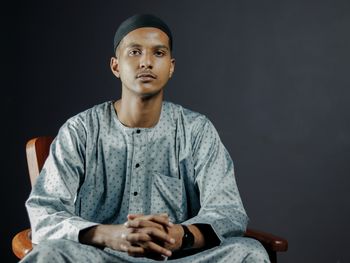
[21,14,270,262]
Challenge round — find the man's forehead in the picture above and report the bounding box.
[120,27,170,49]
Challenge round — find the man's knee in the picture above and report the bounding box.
[21,239,77,263]
[240,238,270,263]
[222,237,270,263]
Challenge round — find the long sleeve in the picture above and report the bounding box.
[25,115,99,244]
[182,118,248,243]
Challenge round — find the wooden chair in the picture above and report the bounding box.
[12,136,288,261]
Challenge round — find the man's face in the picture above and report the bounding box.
[111,27,175,98]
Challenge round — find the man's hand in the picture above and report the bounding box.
[127,214,209,253]
[80,213,207,259]
[126,214,184,253]
[79,214,175,259]
[121,213,176,258]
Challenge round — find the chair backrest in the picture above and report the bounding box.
[26,136,54,187]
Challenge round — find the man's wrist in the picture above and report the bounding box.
[79,225,104,246]
[166,224,184,252]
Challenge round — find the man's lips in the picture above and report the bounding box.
[136,72,156,79]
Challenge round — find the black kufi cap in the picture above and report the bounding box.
[113,14,173,52]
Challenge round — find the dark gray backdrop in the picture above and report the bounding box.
[3,1,350,262]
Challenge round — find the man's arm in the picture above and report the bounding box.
[181,117,249,243]
[79,214,177,258]
[26,117,100,244]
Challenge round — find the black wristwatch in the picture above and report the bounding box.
[180,224,194,250]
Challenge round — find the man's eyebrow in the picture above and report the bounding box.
[154,45,169,51]
[126,43,142,48]
[125,43,169,51]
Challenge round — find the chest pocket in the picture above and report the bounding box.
[150,172,187,223]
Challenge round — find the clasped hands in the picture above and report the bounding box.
[107,213,184,259]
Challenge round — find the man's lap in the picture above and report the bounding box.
[20,237,270,263]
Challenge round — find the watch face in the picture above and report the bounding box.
[181,225,195,250]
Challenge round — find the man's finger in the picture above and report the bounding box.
[126,214,173,228]
[159,213,169,217]
[120,244,145,255]
[126,233,152,243]
[144,214,173,227]
[143,241,172,257]
[127,214,143,220]
[125,219,164,230]
[122,231,173,257]
[142,227,175,244]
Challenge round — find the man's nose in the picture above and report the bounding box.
[139,52,153,69]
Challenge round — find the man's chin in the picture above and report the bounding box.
[134,87,164,99]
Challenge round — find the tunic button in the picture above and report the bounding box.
[133,192,138,196]
[136,129,141,134]
[135,163,140,168]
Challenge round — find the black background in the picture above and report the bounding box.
[3,1,350,262]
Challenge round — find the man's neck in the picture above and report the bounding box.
[114,92,163,128]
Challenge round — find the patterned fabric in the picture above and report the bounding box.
[22,237,270,262]
[23,101,269,262]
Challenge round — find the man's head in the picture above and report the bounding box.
[113,14,173,54]
[110,14,175,98]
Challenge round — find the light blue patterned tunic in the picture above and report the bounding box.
[22,101,269,262]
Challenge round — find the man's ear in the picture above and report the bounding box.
[110,56,120,78]
[169,58,175,78]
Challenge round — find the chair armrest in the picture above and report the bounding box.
[245,228,288,252]
[12,229,33,259]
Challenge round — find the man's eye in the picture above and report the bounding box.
[155,51,165,57]
[129,50,141,56]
